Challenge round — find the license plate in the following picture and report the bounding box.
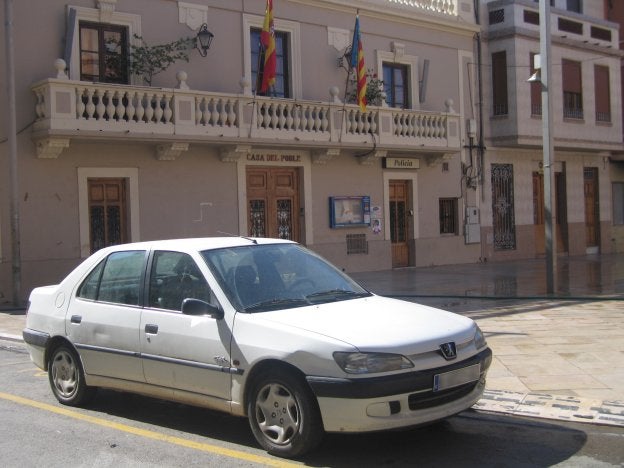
[433,364,480,392]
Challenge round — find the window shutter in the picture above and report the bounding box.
[594,65,610,119]
[562,59,582,94]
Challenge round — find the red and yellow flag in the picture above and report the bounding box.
[350,14,367,112]
[259,0,276,93]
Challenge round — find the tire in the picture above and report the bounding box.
[48,344,96,406]
[247,368,324,458]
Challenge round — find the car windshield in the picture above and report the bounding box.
[201,243,371,312]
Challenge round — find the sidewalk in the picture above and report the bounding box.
[2,253,624,426]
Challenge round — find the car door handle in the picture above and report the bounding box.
[145,324,159,334]
[70,315,82,324]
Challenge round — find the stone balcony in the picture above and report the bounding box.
[485,0,619,49]
[31,62,461,164]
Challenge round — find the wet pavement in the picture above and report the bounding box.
[2,253,623,426]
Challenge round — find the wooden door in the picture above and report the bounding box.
[88,178,128,253]
[389,180,409,268]
[247,167,300,241]
[584,167,600,250]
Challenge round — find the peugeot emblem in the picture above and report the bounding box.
[439,342,457,360]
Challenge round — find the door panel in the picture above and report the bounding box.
[532,172,567,255]
[247,167,300,241]
[584,168,600,249]
[390,180,409,268]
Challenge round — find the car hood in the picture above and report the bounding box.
[254,295,476,354]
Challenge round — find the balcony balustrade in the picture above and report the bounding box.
[31,63,460,161]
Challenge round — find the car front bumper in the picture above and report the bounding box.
[307,348,491,433]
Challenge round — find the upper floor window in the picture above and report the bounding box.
[383,63,409,108]
[566,0,582,13]
[562,59,583,119]
[251,27,290,98]
[79,21,128,84]
[594,65,611,123]
[491,51,508,116]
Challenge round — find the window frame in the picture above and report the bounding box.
[79,21,129,84]
[613,182,624,226]
[382,62,409,109]
[562,58,583,120]
[375,48,419,109]
[594,64,611,123]
[243,14,301,99]
[491,51,508,116]
[78,167,140,258]
[439,198,459,235]
[66,5,141,83]
[250,27,291,98]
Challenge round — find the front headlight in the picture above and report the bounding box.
[333,352,414,374]
[473,325,487,349]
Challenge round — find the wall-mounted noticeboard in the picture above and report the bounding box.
[329,196,371,228]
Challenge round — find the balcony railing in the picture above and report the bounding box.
[31,72,460,160]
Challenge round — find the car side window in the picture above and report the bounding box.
[148,251,215,311]
[77,250,145,305]
[77,258,106,300]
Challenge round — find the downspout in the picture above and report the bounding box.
[4,0,22,306]
[474,0,487,262]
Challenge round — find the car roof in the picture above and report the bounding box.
[98,237,296,254]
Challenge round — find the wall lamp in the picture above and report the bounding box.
[196,23,214,57]
[337,45,353,71]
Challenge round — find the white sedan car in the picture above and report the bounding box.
[23,237,491,458]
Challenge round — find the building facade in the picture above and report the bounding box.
[2,0,621,305]
[1,0,483,303]
[480,0,623,260]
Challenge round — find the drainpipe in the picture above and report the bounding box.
[4,0,22,306]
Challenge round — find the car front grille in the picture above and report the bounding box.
[408,381,478,411]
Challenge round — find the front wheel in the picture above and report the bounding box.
[247,368,324,458]
[48,344,96,406]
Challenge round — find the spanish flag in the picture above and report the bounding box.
[350,14,367,112]
[259,0,276,93]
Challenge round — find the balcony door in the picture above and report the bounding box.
[247,167,300,241]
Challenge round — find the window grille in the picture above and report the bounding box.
[489,9,504,25]
[439,198,458,235]
[346,234,368,255]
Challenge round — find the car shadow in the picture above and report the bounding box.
[88,390,589,466]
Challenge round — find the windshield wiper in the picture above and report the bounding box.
[244,298,310,312]
[304,289,369,303]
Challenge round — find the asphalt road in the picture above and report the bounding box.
[1,340,623,467]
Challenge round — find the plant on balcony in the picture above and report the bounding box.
[347,69,386,107]
[116,35,196,86]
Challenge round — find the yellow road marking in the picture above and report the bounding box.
[0,391,300,467]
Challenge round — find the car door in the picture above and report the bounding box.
[140,250,233,400]
[67,250,146,381]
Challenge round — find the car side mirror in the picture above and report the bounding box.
[181,298,224,320]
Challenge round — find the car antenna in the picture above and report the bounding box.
[217,231,258,244]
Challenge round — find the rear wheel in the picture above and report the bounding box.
[247,368,324,458]
[48,345,96,406]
